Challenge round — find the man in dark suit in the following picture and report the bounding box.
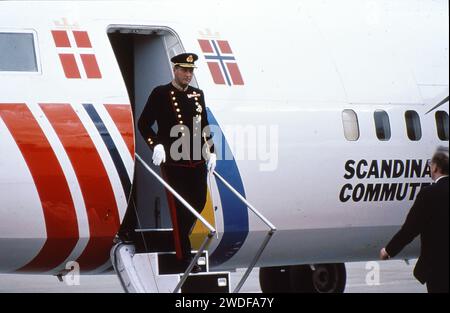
[138,53,216,270]
[380,147,449,293]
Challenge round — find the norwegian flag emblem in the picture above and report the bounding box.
[51,30,102,79]
[198,39,244,86]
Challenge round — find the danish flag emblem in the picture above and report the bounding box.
[198,39,244,86]
[51,30,102,79]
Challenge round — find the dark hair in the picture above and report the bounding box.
[432,146,449,175]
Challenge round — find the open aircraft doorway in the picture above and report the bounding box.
[107,26,232,293]
[107,26,191,240]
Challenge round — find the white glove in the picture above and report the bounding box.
[152,144,166,166]
[207,153,217,173]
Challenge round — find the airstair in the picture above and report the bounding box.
[111,154,277,293]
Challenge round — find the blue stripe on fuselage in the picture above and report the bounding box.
[83,103,132,201]
[206,108,249,267]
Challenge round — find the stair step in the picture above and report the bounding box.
[158,252,208,275]
[181,272,230,293]
[112,244,230,293]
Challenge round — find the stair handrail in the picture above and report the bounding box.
[213,171,277,232]
[212,171,277,293]
[136,154,277,294]
[135,154,216,293]
[136,154,216,234]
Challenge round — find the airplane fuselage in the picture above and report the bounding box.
[0,0,448,275]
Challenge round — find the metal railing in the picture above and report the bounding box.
[212,171,277,293]
[135,154,216,293]
[136,154,277,294]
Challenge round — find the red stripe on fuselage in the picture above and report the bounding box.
[104,104,135,158]
[0,104,79,273]
[40,104,120,272]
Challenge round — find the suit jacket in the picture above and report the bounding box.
[386,176,449,284]
[138,83,214,166]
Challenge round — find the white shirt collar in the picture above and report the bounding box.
[171,81,188,92]
[435,175,449,183]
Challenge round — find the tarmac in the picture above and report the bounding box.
[0,259,426,293]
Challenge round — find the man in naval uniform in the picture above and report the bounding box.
[138,53,216,270]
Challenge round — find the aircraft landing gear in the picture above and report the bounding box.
[259,263,346,293]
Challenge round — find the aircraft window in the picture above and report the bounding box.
[342,109,360,141]
[435,111,449,141]
[0,32,37,72]
[405,111,422,141]
[374,110,391,141]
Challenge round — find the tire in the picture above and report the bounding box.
[289,263,346,293]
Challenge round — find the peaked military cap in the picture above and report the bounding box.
[171,53,198,68]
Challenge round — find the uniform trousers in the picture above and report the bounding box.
[161,163,207,261]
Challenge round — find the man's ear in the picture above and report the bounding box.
[432,165,440,176]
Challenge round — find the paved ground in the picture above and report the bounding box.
[0,259,425,293]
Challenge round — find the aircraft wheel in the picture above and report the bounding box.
[289,263,346,293]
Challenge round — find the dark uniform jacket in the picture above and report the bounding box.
[386,176,449,285]
[138,83,214,167]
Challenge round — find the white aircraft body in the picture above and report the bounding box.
[0,0,448,292]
